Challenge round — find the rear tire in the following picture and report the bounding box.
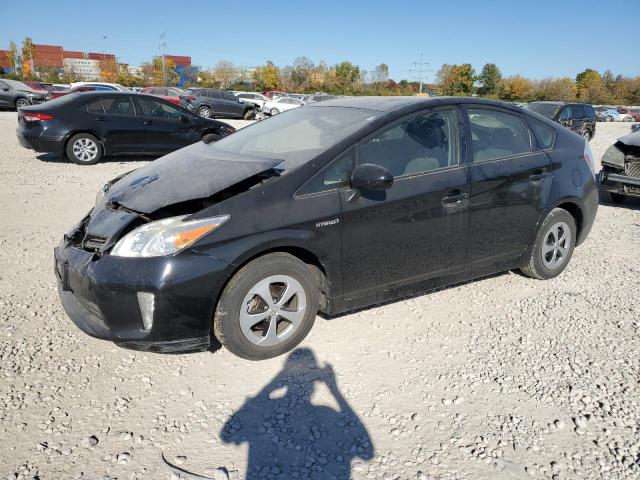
[520,208,576,280]
[214,253,320,360]
[65,133,103,165]
[198,106,212,118]
[243,109,256,120]
[15,97,30,109]
[270,108,280,115]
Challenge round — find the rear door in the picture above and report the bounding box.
[97,95,147,154]
[340,107,470,300]
[463,106,552,267]
[221,90,243,117]
[0,80,12,106]
[132,96,198,152]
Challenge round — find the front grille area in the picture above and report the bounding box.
[626,161,640,179]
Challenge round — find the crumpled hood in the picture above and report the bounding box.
[105,142,282,214]
[618,131,640,148]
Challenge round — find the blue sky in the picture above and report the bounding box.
[0,0,637,81]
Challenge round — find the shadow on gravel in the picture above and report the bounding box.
[36,153,159,164]
[599,196,640,210]
[221,348,373,479]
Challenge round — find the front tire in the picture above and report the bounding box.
[202,133,221,144]
[520,208,576,280]
[600,190,626,204]
[214,253,320,360]
[65,133,103,165]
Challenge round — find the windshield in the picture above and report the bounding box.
[209,106,379,170]
[524,103,561,119]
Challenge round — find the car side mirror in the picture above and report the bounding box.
[351,163,393,192]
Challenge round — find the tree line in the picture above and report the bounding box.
[2,40,639,105]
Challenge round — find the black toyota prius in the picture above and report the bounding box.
[55,97,598,360]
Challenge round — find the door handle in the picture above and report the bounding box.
[143,120,153,125]
[529,169,548,182]
[95,116,107,122]
[441,191,469,214]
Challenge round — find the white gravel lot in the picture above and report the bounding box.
[0,111,639,480]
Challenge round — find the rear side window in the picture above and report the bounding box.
[571,104,585,119]
[86,99,104,114]
[468,108,531,162]
[584,105,595,119]
[527,117,556,150]
[223,92,237,101]
[101,96,135,115]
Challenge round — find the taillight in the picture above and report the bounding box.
[23,112,54,121]
[583,139,595,177]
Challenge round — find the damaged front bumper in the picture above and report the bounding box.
[54,238,232,353]
[598,169,640,197]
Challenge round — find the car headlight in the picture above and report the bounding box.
[110,215,229,258]
[95,184,109,205]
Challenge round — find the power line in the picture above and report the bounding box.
[408,53,432,93]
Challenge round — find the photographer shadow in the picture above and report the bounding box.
[221,348,373,479]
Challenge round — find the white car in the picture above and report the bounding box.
[598,108,633,122]
[263,97,304,116]
[69,82,131,92]
[234,92,269,111]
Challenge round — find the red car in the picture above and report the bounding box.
[618,108,640,122]
[263,89,288,99]
[141,87,184,105]
[48,85,114,100]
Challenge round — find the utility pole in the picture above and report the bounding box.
[409,53,431,94]
[159,32,167,86]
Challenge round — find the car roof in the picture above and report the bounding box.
[528,101,565,106]
[308,96,524,113]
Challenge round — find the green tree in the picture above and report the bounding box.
[576,68,598,84]
[7,41,20,74]
[335,61,360,93]
[477,63,502,96]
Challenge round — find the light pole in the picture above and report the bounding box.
[159,32,167,86]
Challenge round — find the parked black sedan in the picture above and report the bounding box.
[16,92,235,165]
[55,97,598,360]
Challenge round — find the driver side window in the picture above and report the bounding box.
[360,109,459,177]
[558,106,571,121]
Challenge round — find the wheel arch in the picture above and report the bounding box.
[63,130,106,155]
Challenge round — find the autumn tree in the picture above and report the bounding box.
[7,41,20,73]
[253,61,279,90]
[290,56,314,90]
[213,60,238,89]
[141,57,179,86]
[576,70,610,103]
[534,77,577,101]
[499,75,534,101]
[436,63,475,96]
[21,37,34,77]
[477,63,502,96]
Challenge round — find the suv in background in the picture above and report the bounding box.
[525,101,596,141]
[181,89,257,119]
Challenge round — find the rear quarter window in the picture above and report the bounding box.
[527,117,556,150]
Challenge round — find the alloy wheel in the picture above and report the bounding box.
[239,274,307,347]
[16,98,29,108]
[72,138,98,163]
[199,107,211,118]
[541,221,571,270]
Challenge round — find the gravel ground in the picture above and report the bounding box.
[0,111,639,480]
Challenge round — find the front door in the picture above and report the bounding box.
[340,107,470,300]
[463,106,552,267]
[0,80,12,107]
[133,96,197,153]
